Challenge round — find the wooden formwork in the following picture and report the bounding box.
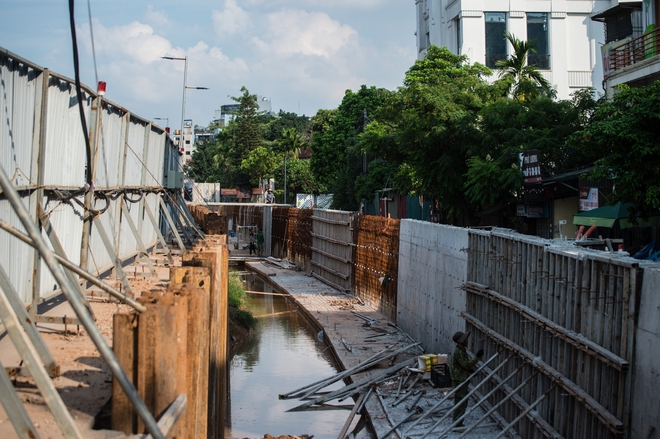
[465,229,641,439]
[352,215,400,322]
[310,209,354,292]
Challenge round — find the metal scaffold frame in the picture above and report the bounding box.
[0,46,192,439]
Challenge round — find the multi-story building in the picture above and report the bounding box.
[415,0,610,99]
[592,0,660,95]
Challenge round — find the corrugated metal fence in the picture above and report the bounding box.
[0,47,178,309]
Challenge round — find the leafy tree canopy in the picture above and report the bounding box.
[578,83,660,218]
[364,46,495,218]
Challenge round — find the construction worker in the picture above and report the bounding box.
[450,331,483,426]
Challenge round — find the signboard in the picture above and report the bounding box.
[526,203,548,218]
[579,187,599,211]
[221,188,237,195]
[522,150,542,184]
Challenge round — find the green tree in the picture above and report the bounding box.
[578,83,660,219]
[229,87,263,186]
[465,90,597,210]
[186,140,221,182]
[365,46,495,218]
[239,146,278,186]
[495,32,554,100]
[310,85,388,210]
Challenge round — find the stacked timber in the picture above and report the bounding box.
[111,238,229,438]
[188,204,228,235]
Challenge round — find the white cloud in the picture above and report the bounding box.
[79,20,174,64]
[253,9,357,58]
[212,0,252,37]
[144,5,172,27]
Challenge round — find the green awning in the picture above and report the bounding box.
[574,202,660,229]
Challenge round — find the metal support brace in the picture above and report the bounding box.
[0,364,41,439]
[91,217,133,295]
[0,265,59,378]
[456,364,527,438]
[38,204,96,320]
[0,279,82,438]
[161,197,193,245]
[143,200,174,265]
[120,202,157,276]
[419,355,514,439]
[0,161,166,439]
[492,386,556,439]
[158,197,187,251]
[176,192,204,239]
[403,352,501,434]
[170,193,197,240]
[0,220,146,313]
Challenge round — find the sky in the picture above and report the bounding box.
[2,0,417,130]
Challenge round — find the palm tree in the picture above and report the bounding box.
[496,32,554,100]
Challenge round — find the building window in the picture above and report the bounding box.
[456,17,462,54]
[186,151,191,155]
[186,140,191,145]
[485,12,507,68]
[527,13,550,70]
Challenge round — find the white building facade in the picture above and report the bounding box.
[415,0,611,99]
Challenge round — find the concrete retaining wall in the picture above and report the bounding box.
[631,266,660,438]
[396,220,468,355]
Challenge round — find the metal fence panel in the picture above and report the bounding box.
[95,104,127,188]
[123,118,147,186]
[0,56,38,187]
[43,76,88,187]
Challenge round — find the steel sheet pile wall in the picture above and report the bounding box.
[0,47,172,305]
[466,228,641,439]
[396,220,469,354]
[352,215,400,321]
[271,206,312,268]
[311,209,354,292]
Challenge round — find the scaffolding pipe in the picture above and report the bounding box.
[402,352,500,434]
[492,386,556,439]
[418,355,514,439]
[0,220,146,313]
[456,363,528,438]
[0,162,166,439]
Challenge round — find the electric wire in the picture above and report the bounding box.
[68,0,93,186]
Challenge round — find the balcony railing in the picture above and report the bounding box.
[610,26,660,74]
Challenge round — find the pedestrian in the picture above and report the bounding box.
[249,232,256,255]
[256,229,264,256]
[450,331,483,426]
[266,189,275,204]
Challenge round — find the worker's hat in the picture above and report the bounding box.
[452,331,471,344]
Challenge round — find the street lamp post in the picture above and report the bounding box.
[161,56,209,145]
[161,56,187,140]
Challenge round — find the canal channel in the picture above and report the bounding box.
[224,268,350,439]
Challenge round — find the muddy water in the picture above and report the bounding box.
[225,272,348,439]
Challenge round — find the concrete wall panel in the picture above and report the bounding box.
[397,220,468,354]
[631,267,660,439]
